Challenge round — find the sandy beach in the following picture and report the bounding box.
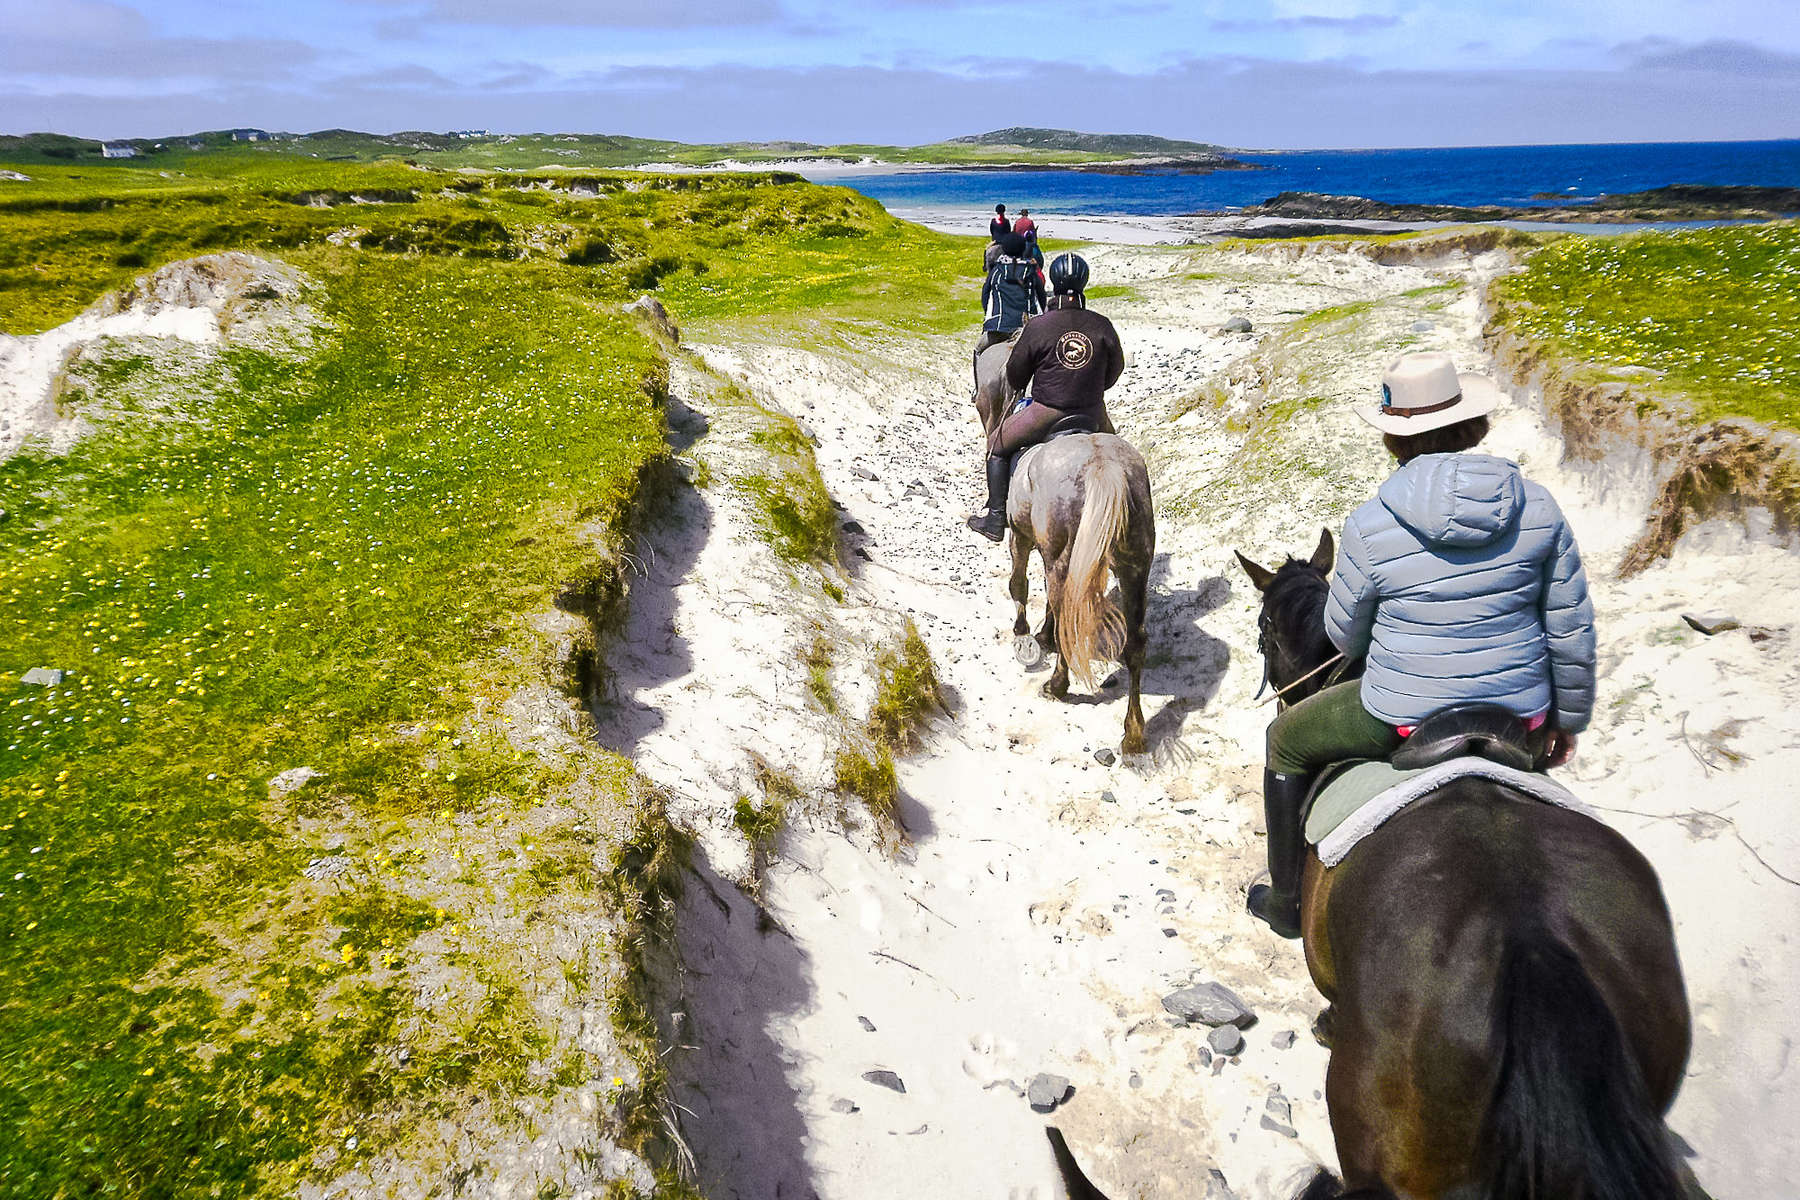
[603,236,1797,1198]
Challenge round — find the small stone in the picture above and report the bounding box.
[851,465,879,482]
[1162,982,1257,1029]
[1260,1111,1298,1138]
[1272,1029,1296,1050]
[1193,1046,1213,1068]
[1129,1071,1143,1089]
[1095,747,1117,766]
[1099,789,1117,803]
[1156,888,1176,902]
[1207,1025,1244,1056]
[1027,1072,1072,1112]
[1222,316,1253,333]
[1410,320,1435,333]
[20,667,64,687]
[1202,1167,1239,1199]
[830,1097,859,1114]
[268,766,323,798]
[1162,927,1178,937]
[1682,612,1740,636]
[858,1015,876,1032]
[862,1069,905,1093]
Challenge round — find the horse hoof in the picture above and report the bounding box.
[1013,635,1044,668]
[1042,681,1069,701]
[1121,733,1147,757]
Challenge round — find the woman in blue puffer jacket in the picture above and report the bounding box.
[1248,352,1598,939]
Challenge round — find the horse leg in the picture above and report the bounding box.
[1042,551,1070,700]
[1010,529,1033,637]
[1118,557,1149,755]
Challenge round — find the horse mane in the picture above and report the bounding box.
[1265,558,1336,672]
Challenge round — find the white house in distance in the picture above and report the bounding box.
[101,141,137,158]
[231,129,268,143]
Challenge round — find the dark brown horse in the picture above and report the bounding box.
[1232,533,1698,1200]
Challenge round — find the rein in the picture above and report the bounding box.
[1259,652,1348,708]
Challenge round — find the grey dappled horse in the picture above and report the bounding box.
[978,341,1155,754]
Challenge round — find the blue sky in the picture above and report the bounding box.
[4,0,1798,146]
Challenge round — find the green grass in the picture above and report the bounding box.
[0,157,986,1196]
[0,158,974,336]
[1490,223,1800,429]
[865,621,944,752]
[0,248,671,1196]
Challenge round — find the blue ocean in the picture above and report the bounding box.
[834,140,1800,215]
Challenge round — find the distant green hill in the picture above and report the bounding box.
[946,127,1225,154]
[0,127,1237,171]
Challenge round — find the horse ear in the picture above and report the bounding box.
[1234,550,1276,593]
[1310,528,1335,573]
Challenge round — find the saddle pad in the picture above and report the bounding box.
[1309,756,1589,868]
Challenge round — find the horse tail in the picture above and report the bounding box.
[1479,933,1683,1200]
[1059,452,1129,690]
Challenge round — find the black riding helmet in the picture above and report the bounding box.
[1048,252,1090,294]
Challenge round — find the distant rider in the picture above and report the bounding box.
[973,232,1047,391]
[966,252,1123,542]
[1012,208,1037,243]
[990,203,1012,241]
[1248,352,1597,939]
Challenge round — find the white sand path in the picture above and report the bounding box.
[605,242,1796,1199]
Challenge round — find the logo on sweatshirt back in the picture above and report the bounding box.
[1055,331,1094,370]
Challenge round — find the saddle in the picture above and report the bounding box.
[1043,411,1100,441]
[1302,704,1539,829]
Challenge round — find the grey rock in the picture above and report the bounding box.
[854,547,873,561]
[1094,747,1117,766]
[1162,981,1257,1029]
[841,520,866,535]
[1193,1046,1213,1068]
[1100,789,1117,803]
[830,1097,860,1114]
[858,1015,876,1032]
[20,667,64,687]
[1260,1115,1303,1144]
[303,854,352,882]
[1202,1167,1239,1199]
[1222,316,1253,333]
[1272,1029,1297,1050]
[1156,888,1176,902]
[1129,1071,1143,1089]
[1162,927,1178,938]
[1410,320,1435,333]
[862,1069,906,1093]
[851,465,879,482]
[622,295,680,344]
[1027,1072,1072,1113]
[1264,1092,1292,1122]
[268,766,323,798]
[1682,612,1740,636]
[1207,1025,1244,1056]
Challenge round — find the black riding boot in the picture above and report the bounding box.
[1247,769,1309,939]
[965,454,1010,542]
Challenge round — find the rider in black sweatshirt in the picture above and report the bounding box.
[967,253,1124,542]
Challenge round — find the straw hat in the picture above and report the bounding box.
[1358,352,1506,435]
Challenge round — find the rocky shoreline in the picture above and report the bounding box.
[1240,184,1800,224]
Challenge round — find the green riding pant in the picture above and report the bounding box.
[1266,679,1402,776]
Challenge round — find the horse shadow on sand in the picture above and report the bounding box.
[1044,553,1232,764]
[661,850,818,1200]
[586,389,709,757]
